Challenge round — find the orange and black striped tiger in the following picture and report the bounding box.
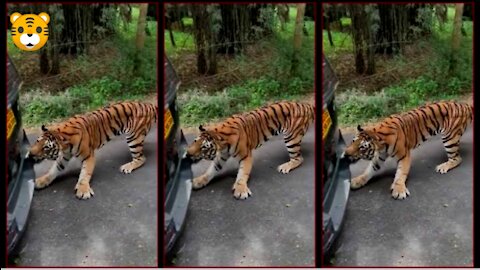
[185,101,315,200]
[342,101,473,200]
[26,101,158,200]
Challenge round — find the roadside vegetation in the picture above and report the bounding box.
[7,4,157,128]
[323,4,472,129]
[165,4,315,127]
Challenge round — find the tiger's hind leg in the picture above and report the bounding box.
[436,130,466,174]
[120,133,147,174]
[278,129,306,174]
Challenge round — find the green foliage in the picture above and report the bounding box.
[18,5,157,127]
[411,5,435,36]
[171,5,314,127]
[95,5,120,38]
[326,5,472,128]
[337,75,468,126]
[21,76,150,126]
[253,4,277,38]
[340,17,351,26]
[322,30,353,56]
[268,13,314,91]
[178,76,306,126]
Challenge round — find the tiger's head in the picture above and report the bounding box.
[26,125,66,162]
[342,125,382,163]
[184,125,225,163]
[10,12,50,51]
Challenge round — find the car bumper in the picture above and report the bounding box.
[7,130,35,256]
[323,130,351,260]
[165,130,193,260]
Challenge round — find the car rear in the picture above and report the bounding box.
[7,55,35,257]
[322,55,351,262]
[164,55,193,262]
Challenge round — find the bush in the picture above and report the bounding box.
[337,75,469,126]
[178,75,308,126]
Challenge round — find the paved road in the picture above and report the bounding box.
[333,127,473,267]
[16,127,158,267]
[173,127,315,267]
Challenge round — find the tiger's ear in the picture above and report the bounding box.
[41,125,48,132]
[10,12,21,24]
[357,125,364,132]
[199,125,206,132]
[38,12,50,24]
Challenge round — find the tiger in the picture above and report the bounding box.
[10,12,50,51]
[185,101,315,200]
[342,101,473,200]
[26,101,158,200]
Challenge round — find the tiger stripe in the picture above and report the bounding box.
[27,101,158,200]
[344,101,473,200]
[186,101,315,200]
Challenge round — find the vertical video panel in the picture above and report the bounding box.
[6,3,158,266]
[322,3,473,267]
[164,2,316,267]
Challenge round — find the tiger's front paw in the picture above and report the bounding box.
[390,182,410,200]
[192,175,209,190]
[75,183,94,200]
[35,175,52,189]
[351,175,368,189]
[232,182,252,200]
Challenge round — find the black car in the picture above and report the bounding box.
[7,55,36,258]
[322,55,351,263]
[164,55,193,262]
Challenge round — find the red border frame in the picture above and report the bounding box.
[320,2,475,268]
[162,2,317,268]
[5,2,160,268]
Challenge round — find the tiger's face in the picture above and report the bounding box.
[26,126,61,162]
[10,12,50,51]
[342,125,377,163]
[185,126,219,163]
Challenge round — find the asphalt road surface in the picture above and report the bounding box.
[16,127,158,267]
[333,127,473,267]
[173,127,315,267]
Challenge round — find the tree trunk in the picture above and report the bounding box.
[48,4,61,75]
[291,4,306,75]
[39,48,49,74]
[349,5,365,74]
[435,4,447,31]
[326,17,334,47]
[133,4,148,73]
[169,29,176,47]
[60,4,89,55]
[277,4,289,31]
[450,3,464,74]
[375,4,428,55]
[37,4,49,74]
[192,5,217,75]
[216,4,273,54]
[136,4,148,50]
[365,5,375,75]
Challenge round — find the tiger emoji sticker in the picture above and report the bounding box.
[10,12,50,51]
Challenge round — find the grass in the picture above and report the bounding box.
[7,5,157,128]
[166,5,315,127]
[323,5,472,129]
[177,76,311,126]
